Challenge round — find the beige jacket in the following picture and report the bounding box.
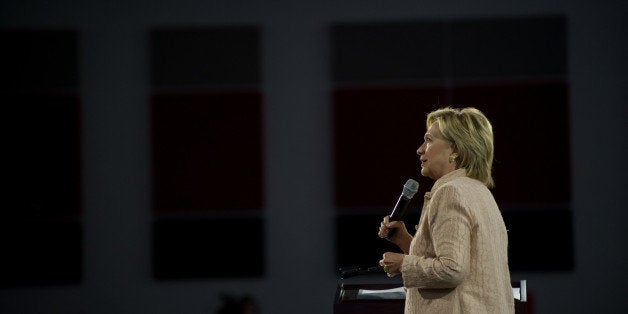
[401,169,514,313]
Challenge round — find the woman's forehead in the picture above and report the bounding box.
[425,122,443,137]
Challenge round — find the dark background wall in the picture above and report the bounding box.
[1,0,627,313]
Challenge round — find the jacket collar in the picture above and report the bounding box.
[424,168,467,200]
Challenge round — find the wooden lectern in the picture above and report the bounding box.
[334,281,529,314]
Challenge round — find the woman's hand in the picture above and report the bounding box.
[379,252,405,277]
[378,215,412,253]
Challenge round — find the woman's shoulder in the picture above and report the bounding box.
[437,175,489,199]
[441,175,483,189]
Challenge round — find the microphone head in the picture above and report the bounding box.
[402,179,419,199]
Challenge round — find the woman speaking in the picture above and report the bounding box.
[378,107,514,313]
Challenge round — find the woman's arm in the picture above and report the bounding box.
[401,185,472,289]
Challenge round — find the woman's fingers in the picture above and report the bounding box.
[378,216,392,238]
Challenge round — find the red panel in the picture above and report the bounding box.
[333,87,447,210]
[334,83,571,209]
[151,92,263,212]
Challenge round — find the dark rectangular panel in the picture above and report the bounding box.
[150,27,260,88]
[3,94,82,217]
[333,87,446,209]
[0,30,82,287]
[0,30,78,92]
[153,218,264,279]
[150,26,264,280]
[332,17,572,274]
[0,220,82,287]
[503,208,574,271]
[331,22,446,83]
[151,92,263,212]
[451,16,567,79]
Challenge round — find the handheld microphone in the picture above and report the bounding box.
[387,179,419,237]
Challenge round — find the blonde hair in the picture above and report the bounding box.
[427,107,495,188]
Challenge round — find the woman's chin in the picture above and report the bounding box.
[419,168,428,177]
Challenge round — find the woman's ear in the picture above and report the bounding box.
[450,142,458,155]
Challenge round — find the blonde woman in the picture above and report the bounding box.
[378,107,514,313]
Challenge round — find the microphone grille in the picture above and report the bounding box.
[402,179,420,199]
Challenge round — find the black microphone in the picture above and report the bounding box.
[338,265,385,279]
[387,179,419,237]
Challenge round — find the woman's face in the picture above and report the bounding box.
[416,122,456,180]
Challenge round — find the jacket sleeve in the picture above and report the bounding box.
[401,185,473,289]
